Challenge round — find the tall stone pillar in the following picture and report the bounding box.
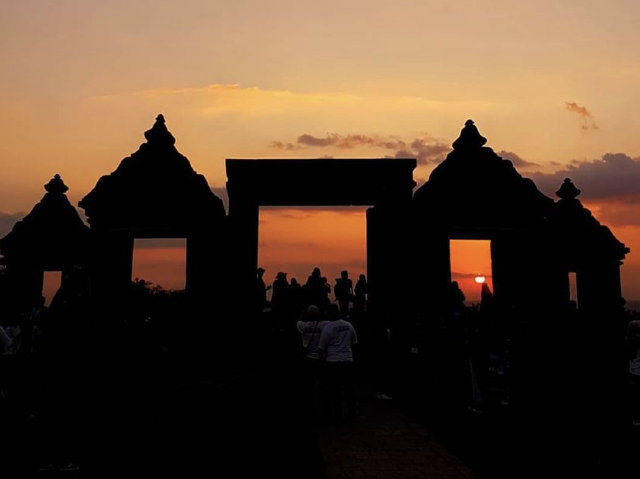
[91,231,134,302]
[227,197,259,311]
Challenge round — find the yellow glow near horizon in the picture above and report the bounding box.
[450,240,492,303]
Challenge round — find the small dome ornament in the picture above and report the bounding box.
[556,178,581,200]
[44,174,69,194]
[144,114,176,146]
[452,119,487,150]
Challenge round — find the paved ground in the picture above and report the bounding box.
[317,398,479,479]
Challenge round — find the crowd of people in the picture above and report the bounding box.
[253,267,368,319]
[2,265,640,472]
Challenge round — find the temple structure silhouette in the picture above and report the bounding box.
[0,115,631,449]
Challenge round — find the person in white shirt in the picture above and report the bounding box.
[318,303,358,420]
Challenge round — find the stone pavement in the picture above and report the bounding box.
[317,398,479,479]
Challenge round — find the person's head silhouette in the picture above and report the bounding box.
[327,303,341,321]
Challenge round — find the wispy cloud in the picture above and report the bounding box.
[91,83,493,124]
[565,101,599,130]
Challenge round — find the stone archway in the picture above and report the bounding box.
[225,158,416,315]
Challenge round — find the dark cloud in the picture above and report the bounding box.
[271,132,449,165]
[529,153,640,201]
[497,150,540,168]
[278,212,312,220]
[452,272,493,280]
[0,211,25,239]
[529,153,640,227]
[133,239,187,249]
[565,101,599,130]
[260,240,323,249]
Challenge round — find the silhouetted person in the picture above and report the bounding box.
[353,274,368,315]
[447,281,466,315]
[305,268,324,310]
[334,270,353,318]
[480,283,494,313]
[271,272,290,315]
[253,267,271,314]
[318,303,358,420]
[297,305,328,362]
[320,277,331,310]
[289,278,304,316]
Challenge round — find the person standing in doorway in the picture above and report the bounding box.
[334,271,353,319]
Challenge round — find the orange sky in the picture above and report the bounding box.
[2,0,640,300]
[258,207,367,300]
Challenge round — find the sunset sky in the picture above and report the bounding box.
[2,0,640,302]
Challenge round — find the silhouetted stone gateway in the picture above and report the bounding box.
[412,120,628,315]
[0,174,90,309]
[226,158,416,315]
[0,115,632,453]
[410,120,630,443]
[79,115,226,299]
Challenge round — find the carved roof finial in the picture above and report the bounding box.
[556,178,581,200]
[144,113,176,146]
[44,174,69,194]
[452,119,487,150]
